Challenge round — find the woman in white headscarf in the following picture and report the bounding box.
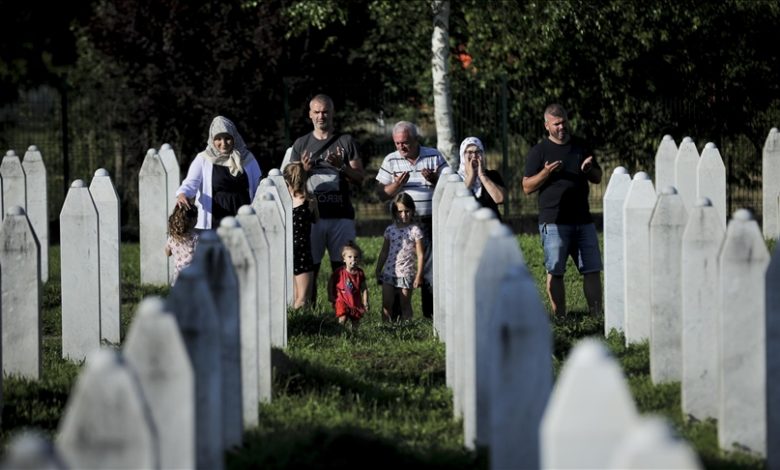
[176,116,262,229]
[458,136,506,221]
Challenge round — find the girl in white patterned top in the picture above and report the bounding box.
[375,192,424,321]
[164,202,199,285]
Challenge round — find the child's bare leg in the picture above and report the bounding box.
[293,272,313,309]
[382,283,396,322]
[400,288,413,320]
[338,316,347,325]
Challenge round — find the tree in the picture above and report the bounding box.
[431,0,457,167]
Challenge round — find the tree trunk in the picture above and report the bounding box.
[431,0,458,169]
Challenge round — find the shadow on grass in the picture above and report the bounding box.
[229,425,483,470]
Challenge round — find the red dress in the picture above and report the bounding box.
[331,266,367,320]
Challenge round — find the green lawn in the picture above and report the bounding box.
[0,237,766,469]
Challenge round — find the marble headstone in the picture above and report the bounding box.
[674,137,699,212]
[138,149,170,285]
[654,135,678,194]
[603,166,631,334]
[89,169,121,344]
[22,145,48,282]
[762,128,780,240]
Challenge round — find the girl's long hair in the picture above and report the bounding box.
[390,192,416,222]
[168,204,198,241]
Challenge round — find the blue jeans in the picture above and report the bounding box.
[539,223,603,276]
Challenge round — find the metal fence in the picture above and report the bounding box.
[0,80,769,235]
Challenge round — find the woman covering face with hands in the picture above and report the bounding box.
[457,136,507,221]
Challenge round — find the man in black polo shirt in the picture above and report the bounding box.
[522,103,603,316]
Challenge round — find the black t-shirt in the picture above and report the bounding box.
[524,137,598,224]
[290,132,360,219]
[475,169,505,222]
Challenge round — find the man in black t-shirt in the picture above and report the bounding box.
[522,104,603,316]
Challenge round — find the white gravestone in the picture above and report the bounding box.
[432,170,458,339]
[190,230,243,449]
[718,209,769,457]
[766,241,780,470]
[165,265,224,470]
[90,169,121,344]
[1,430,66,469]
[22,145,49,282]
[444,192,480,398]
[623,172,657,345]
[257,178,291,306]
[654,135,678,193]
[266,169,294,306]
[0,152,26,217]
[57,349,158,470]
[159,143,181,280]
[252,192,287,348]
[541,339,639,469]
[697,142,727,227]
[488,253,552,470]
[138,149,170,285]
[217,217,261,429]
[675,137,699,213]
[0,207,41,379]
[123,297,195,470]
[236,205,272,403]
[603,166,631,335]
[459,209,500,449]
[59,180,100,361]
[762,128,780,240]
[681,197,724,421]
[649,187,687,384]
[608,416,702,469]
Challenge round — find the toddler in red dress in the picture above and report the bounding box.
[328,241,369,329]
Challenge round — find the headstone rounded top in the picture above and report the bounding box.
[613,166,628,175]
[220,216,239,228]
[261,178,276,187]
[5,150,16,157]
[490,223,514,238]
[27,145,38,152]
[704,142,717,150]
[147,148,156,154]
[86,348,118,372]
[732,208,752,222]
[473,207,496,221]
[71,179,86,188]
[7,206,25,216]
[237,205,255,215]
[4,430,53,463]
[137,296,165,318]
[268,168,282,176]
[682,136,693,143]
[771,127,778,134]
[447,174,463,183]
[569,338,609,365]
[662,134,673,141]
[695,197,712,207]
[661,186,677,195]
[463,199,480,212]
[94,168,109,177]
[633,171,650,181]
[456,188,472,198]
[160,143,171,151]
[262,192,275,201]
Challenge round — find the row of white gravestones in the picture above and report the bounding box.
[138,145,180,285]
[265,169,294,306]
[432,179,554,463]
[1,147,49,281]
[59,172,121,361]
[0,207,41,380]
[763,128,780,240]
[540,338,701,469]
[611,162,775,457]
[654,136,727,226]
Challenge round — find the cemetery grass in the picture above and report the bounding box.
[0,238,767,469]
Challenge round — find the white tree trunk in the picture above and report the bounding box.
[431,0,457,169]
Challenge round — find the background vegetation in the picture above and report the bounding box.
[0,237,767,468]
[2,0,779,234]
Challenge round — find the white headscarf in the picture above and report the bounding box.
[200,116,255,176]
[458,136,485,197]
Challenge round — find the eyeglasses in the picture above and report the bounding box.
[465,149,483,156]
